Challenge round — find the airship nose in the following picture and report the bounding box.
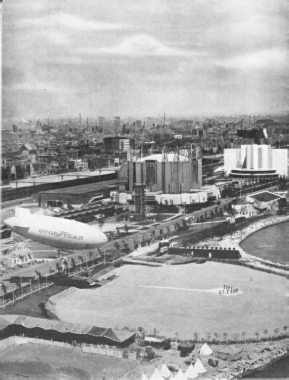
[4,217,16,229]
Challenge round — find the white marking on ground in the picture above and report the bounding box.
[138,285,243,296]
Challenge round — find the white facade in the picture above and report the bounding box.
[224,145,288,177]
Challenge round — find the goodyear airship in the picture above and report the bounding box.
[4,208,108,250]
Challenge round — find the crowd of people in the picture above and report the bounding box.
[219,285,239,294]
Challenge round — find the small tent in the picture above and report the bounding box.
[194,358,206,374]
[199,343,213,356]
[173,368,187,380]
[160,363,171,379]
[185,364,198,379]
[150,367,164,380]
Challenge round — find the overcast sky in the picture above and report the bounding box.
[3,0,289,119]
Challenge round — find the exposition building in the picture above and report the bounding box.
[224,145,288,181]
[119,147,202,193]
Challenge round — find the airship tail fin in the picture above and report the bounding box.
[14,207,31,217]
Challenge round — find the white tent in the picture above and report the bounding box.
[150,368,164,380]
[173,368,187,380]
[142,373,149,380]
[185,364,198,379]
[160,363,172,379]
[199,343,213,356]
[194,358,206,374]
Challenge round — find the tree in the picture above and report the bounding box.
[71,257,76,269]
[232,333,239,342]
[254,331,260,340]
[56,262,61,272]
[282,326,288,337]
[223,332,228,342]
[193,332,199,343]
[153,328,159,337]
[263,329,269,340]
[206,332,211,342]
[274,328,280,338]
[213,332,220,342]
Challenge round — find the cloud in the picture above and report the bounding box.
[219,47,288,70]
[20,12,131,32]
[78,34,206,57]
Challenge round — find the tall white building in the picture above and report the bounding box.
[224,145,288,179]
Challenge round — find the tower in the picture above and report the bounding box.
[134,183,146,220]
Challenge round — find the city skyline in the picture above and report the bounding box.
[3,0,289,119]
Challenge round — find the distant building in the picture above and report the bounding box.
[103,136,131,153]
[121,148,202,192]
[98,117,105,133]
[224,144,288,180]
[114,116,121,132]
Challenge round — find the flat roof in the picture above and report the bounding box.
[40,179,126,195]
[249,191,281,202]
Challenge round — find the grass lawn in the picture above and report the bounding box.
[0,285,68,318]
[53,262,288,340]
[0,343,134,380]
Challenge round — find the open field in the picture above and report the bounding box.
[0,343,134,380]
[53,262,288,339]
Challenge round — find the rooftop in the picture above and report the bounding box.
[249,191,281,203]
[40,178,126,195]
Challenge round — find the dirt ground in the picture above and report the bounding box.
[0,344,135,380]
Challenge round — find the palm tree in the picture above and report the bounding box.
[223,332,228,342]
[254,331,260,341]
[263,329,269,340]
[206,332,212,342]
[193,332,199,343]
[153,328,159,337]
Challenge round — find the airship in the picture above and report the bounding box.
[4,208,108,250]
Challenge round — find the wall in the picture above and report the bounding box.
[168,246,240,259]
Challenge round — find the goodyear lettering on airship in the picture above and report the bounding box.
[39,229,84,241]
